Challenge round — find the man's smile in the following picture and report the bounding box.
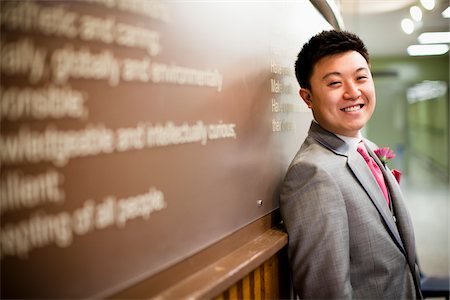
[341,104,364,112]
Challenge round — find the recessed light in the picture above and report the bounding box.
[420,0,435,11]
[401,18,415,34]
[443,7,450,18]
[418,32,450,44]
[407,44,449,56]
[410,6,423,22]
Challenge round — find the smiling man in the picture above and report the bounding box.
[280,30,423,299]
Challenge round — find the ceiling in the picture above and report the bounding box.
[339,0,449,57]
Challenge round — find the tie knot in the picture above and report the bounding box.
[357,141,371,162]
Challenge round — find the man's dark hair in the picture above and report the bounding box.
[295,30,370,90]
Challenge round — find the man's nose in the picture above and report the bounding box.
[343,82,362,100]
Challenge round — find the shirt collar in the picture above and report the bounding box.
[335,132,363,152]
[312,120,363,152]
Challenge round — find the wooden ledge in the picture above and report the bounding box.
[154,229,288,300]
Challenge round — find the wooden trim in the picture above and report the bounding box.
[155,229,288,299]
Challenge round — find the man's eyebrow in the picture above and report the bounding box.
[321,67,369,81]
[355,67,369,73]
[321,72,340,81]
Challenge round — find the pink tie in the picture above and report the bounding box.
[357,141,390,206]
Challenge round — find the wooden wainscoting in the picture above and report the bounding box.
[214,251,290,300]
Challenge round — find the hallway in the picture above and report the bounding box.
[402,155,449,277]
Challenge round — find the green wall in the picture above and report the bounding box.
[367,55,449,178]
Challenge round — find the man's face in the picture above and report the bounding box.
[300,50,376,137]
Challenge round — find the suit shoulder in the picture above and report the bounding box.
[289,138,345,172]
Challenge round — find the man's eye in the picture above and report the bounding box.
[357,76,368,80]
[328,81,341,86]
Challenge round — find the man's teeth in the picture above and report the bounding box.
[342,105,361,112]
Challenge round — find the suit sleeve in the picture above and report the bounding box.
[280,161,352,299]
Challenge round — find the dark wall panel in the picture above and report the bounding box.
[0,1,331,298]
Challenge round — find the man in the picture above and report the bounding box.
[279,30,422,299]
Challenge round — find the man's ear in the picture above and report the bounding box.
[299,88,312,108]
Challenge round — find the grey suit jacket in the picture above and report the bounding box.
[280,122,422,299]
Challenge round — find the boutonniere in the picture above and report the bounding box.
[374,147,395,167]
[374,147,402,184]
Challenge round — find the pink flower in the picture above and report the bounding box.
[374,147,396,165]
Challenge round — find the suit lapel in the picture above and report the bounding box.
[347,149,406,254]
[366,144,417,271]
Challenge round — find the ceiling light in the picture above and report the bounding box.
[443,7,450,18]
[420,0,435,10]
[407,44,449,56]
[410,6,423,21]
[418,32,450,44]
[401,18,415,34]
